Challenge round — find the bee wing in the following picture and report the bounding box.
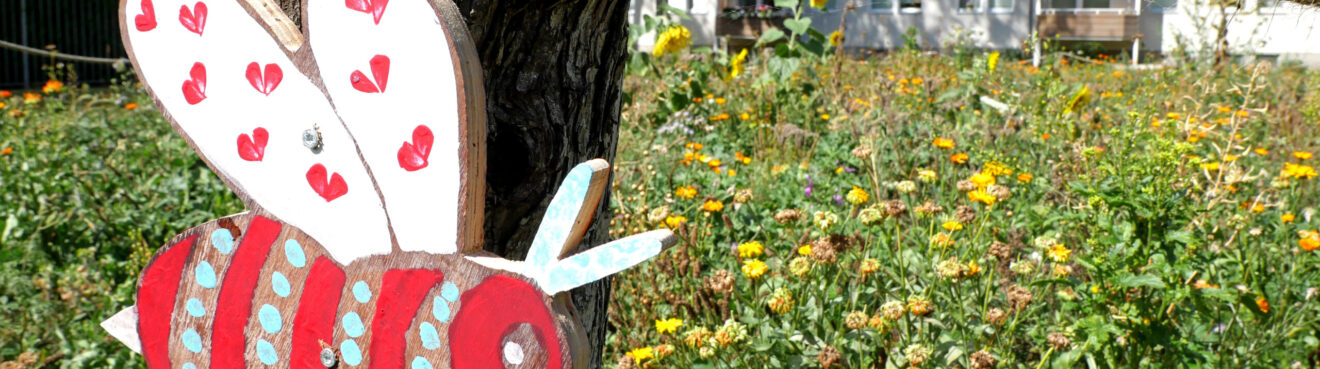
[505,159,674,294]
[304,0,486,255]
[120,0,393,263]
[522,159,612,271]
[538,230,676,295]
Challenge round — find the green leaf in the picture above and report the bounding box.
[1117,274,1167,289]
[757,28,786,46]
[775,0,801,7]
[784,18,812,35]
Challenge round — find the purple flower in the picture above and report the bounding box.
[834,193,845,206]
[805,174,814,197]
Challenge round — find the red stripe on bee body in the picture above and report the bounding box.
[139,234,199,369]
[449,275,562,369]
[369,269,445,369]
[209,216,282,369]
[291,257,346,369]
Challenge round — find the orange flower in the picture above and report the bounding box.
[42,80,64,94]
[932,137,955,149]
[734,152,752,164]
[2,147,11,155]
[951,153,969,164]
[702,199,725,212]
[0,90,11,98]
[1282,213,1295,223]
[22,92,41,104]
[125,103,139,110]
[1301,230,1320,251]
[1255,296,1270,313]
[1254,148,1269,156]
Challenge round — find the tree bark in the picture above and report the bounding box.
[275,1,629,367]
[454,2,627,369]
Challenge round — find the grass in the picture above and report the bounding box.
[2,46,1320,369]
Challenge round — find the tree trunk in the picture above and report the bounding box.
[455,2,628,369]
[274,1,629,367]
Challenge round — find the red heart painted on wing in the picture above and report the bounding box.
[135,0,158,32]
[236,127,268,161]
[246,62,283,95]
[182,62,207,105]
[345,0,389,24]
[306,164,349,202]
[179,2,207,36]
[397,125,433,171]
[350,55,390,93]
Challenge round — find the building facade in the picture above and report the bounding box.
[630,0,1320,66]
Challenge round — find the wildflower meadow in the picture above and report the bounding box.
[2,1,1320,368]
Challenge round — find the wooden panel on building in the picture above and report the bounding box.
[1037,13,1138,41]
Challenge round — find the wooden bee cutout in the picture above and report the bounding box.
[101,0,675,368]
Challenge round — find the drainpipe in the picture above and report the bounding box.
[1132,0,1140,65]
[20,0,31,88]
[1031,0,1041,67]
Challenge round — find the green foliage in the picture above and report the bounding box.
[609,32,1320,368]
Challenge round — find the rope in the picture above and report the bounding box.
[0,39,128,65]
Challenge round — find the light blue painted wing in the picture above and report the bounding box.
[537,230,676,295]
[523,159,610,270]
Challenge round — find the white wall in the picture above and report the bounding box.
[1149,0,1320,66]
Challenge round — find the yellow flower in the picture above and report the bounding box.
[652,26,692,57]
[22,92,41,104]
[1294,151,1313,160]
[703,199,725,212]
[1201,162,1220,171]
[715,97,726,105]
[845,186,869,205]
[1251,204,1265,213]
[655,318,684,334]
[1064,85,1091,114]
[820,113,831,120]
[932,137,955,149]
[686,142,704,150]
[735,152,752,164]
[1047,244,1072,263]
[626,347,654,364]
[1284,163,1318,179]
[987,52,1000,73]
[968,189,996,205]
[0,102,5,110]
[942,220,963,231]
[828,30,843,46]
[970,172,995,189]
[918,169,938,182]
[1255,148,1269,156]
[664,215,687,228]
[797,244,812,256]
[42,80,64,94]
[739,112,751,120]
[1282,213,1295,223]
[675,186,697,199]
[811,0,829,9]
[951,153,969,164]
[742,259,768,279]
[1017,173,1034,182]
[729,48,749,80]
[966,261,982,276]
[737,241,765,258]
[983,162,1013,176]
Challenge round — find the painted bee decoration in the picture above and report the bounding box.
[99,0,675,368]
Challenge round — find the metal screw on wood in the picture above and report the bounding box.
[320,347,337,368]
[303,124,323,153]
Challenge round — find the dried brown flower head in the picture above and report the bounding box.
[851,145,874,160]
[957,180,977,192]
[775,209,804,223]
[705,269,735,293]
[956,205,977,223]
[817,345,843,368]
[1007,284,1033,310]
[1048,332,1072,350]
[884,199,908,217]
[970,350,997,369]
[985,308,1008,325]
[988,241,1011,259]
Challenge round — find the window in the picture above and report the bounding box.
[871,0,894,11]
[667,0,709,14]
[1150,0,1177,11]
[899,0,922,12]
[959,0,1012,13]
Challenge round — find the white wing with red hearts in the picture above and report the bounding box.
[121,0,482,263]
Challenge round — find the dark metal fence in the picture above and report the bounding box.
[1,0,126,89]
